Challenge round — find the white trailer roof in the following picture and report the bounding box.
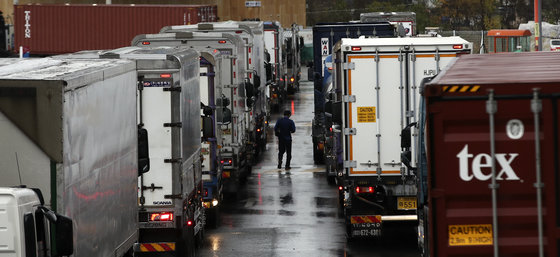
[0,58,135,88]
[340,36,470,48]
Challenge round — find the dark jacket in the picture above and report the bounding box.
[274,117,296,141]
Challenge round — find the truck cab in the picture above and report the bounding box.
[0,187,73,257]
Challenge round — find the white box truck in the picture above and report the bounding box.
[160,21,269,162]
[131,32,251,195]
[0,58,139,256]
[330,36,472,240]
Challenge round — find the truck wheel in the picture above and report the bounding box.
[326,175,336,185]
[207,207,220,229]
[178,227,196,257]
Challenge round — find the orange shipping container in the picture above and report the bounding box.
[14,4,217,55]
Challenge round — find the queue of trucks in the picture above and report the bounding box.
[0,18,303,257]
[314,11,560,257]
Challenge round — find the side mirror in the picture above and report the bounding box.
[401,122,417,149]
[245,80,255,98]
[54,214,74,256]
[202,106,213,117]
[331,102,342,125]
[201,116,214,140]
[138,128,150,175]
[217,107,232,124]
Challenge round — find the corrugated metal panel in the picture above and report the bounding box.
[14,4,218,55]
[430,52,560,85]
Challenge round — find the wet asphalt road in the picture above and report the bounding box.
[198,76,421,257]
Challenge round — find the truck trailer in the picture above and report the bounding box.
[14,4,217,55]
[330,36,472,240]
[419,51,560,257]
[283,23,303,94]
[0,57,139,256]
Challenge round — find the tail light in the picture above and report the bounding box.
[142,41,150,45]
[218,40,226,44]
[187,220,193,226]
[355,186,375,194]
[338,186,343,191]
[351,46,362,51]
[150,212,174,222]
[290,77,295,82]
[220,158,233,165]
[204,188,209,197]
[160,73,172,78]
[453,44,464,49]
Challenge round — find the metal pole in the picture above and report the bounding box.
[486,90,499,257]
[538,0,542,51]
[534,0,542,51]
[532,89,544,257]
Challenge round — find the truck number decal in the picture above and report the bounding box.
[357,107,376,123]
[457,145,521,181]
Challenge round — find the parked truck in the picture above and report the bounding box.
[0,187,74,257]
[0,58,140,256]
[359,12,417,36]
[264,21,285,111]
[160,21,269,161]
[131,32,251,195]
[311,22,395,166]
[56,47,209,256]
[330,36,472,240]
[416,51,560,257]
[283,23,303,94]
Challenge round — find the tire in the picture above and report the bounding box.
[207,207,220,229]
[177,226,196,257]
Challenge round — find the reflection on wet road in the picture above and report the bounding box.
[198,79,421,257]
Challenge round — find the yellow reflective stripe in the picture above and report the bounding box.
[470,85,480,92]
[459,86,469,92]
[448,86,459,92]
[152,244,165,252]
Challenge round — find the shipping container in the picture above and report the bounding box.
[420,51,560,256]
[14,4,217,55]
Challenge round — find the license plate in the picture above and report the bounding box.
[397,197,417,210]
[448,224,493,246]
[352,228,381,237]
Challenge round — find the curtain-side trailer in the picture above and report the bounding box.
[0,58,139,256]
[420,52,560,257]
[331,36,472,240]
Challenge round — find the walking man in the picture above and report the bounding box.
[274,110,296,169]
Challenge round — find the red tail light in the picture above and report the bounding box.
[160,73,172,78]
[218,40,226,44]
[150,212,174,221]
[142,41,150,45]
[187,220,193,226]
[453,44,463,49]
[290,77,295,82]
[220,158,233,165]
[351,46,362,51]
[338,186,343,191]
[355,187,360,193]
[204,188,208,197]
